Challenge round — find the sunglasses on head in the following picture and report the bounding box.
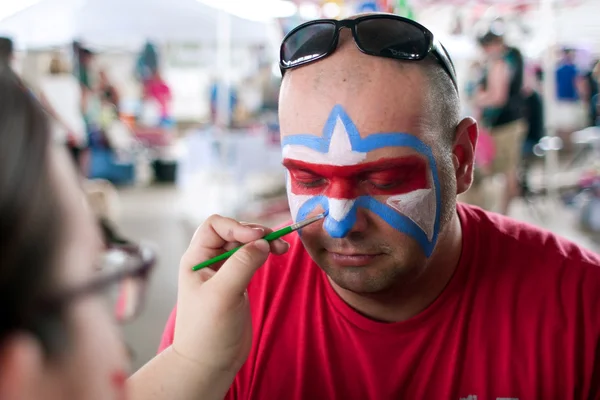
[279,14,458,91]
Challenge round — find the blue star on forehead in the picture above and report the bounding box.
[281,104,434,155]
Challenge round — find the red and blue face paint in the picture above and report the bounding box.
[282,105,441,257]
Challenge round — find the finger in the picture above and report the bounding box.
[194,216,265,249]
[269,238,290,255]
[181,215,266,270]
[209,239,270,297]
[223,241,243,252]
[240,222,274,235]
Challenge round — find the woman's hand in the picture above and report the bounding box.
[173,215,289,374]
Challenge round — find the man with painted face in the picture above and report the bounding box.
[153,14,600,400]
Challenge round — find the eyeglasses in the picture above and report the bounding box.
[41,243,156,323]
[279,15,458,91]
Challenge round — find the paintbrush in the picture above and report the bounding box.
[191,212,327,271]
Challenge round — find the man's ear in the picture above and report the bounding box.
[0,333,46,400]
[452,117,478,195]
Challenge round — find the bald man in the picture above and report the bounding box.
[155,15,600,400]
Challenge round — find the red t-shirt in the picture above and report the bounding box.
[158,204,600,399]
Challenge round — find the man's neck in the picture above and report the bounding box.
[328,212,463,323]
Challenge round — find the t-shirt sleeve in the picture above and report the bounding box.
[157,306,177,353]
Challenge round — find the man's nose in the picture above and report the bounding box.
[323,198,368,238]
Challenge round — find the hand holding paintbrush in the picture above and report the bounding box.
[160,212,325,395]
[191,212,327,271]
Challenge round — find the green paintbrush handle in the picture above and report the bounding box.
[191,225,293,271]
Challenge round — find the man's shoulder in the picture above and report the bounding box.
[458,202,600,270]
[459,203,600,328]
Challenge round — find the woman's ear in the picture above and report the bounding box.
[0,333,47,400]
[452,117,479,195]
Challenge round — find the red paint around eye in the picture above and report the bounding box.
[365,161,427,194]
[284,156,429,198]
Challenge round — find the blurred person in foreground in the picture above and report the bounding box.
[0,70,288,399]
[473,28,526,215]
[157,14,600,399]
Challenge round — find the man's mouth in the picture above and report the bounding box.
[326,250,382,267]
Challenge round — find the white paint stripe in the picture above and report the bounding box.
[328,198,355,221]
[386,188,436,240]
[282,118,367,166]
[286,171,311,223]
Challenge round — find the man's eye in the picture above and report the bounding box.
[296,176,327,188]
[298,179,327,188]
[291,171,327,187]
[368,180,400,190]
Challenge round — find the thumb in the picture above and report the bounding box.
[209,239,271,296]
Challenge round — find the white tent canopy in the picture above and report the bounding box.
[0,0,278,49]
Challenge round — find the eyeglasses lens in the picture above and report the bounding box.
[98,248,148,323]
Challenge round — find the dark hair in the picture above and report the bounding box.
[0,37,13,65]
[0,70,65,354]
[477,31,503,46]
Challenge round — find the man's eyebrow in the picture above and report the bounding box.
[282,156,425,173]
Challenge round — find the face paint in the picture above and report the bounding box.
[282,105,442,257]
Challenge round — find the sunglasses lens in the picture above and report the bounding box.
[356,19,429,60]
[282,22,336,67]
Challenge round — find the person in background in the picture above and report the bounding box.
[594,61,600,125]
[76,48,97,122]
[210,79,238,127]
[585,59,599,126]
[98,69,120,113]
[555,48,588,147]
[97,68,121,136]
[522,63,544,155]
[520,63,545,196]
[143,70,172,127]
[39,54,88,173]
[0,66,287,400]
[459,60,490,209]
[0,37,14,73]
[474,28,526,215]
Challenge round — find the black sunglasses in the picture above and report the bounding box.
[280,15,457,91]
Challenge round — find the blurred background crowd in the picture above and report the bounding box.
[1,0,599,370]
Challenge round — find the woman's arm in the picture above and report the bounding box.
[128,346,237,400]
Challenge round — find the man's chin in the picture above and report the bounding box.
[322,264,397,294]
